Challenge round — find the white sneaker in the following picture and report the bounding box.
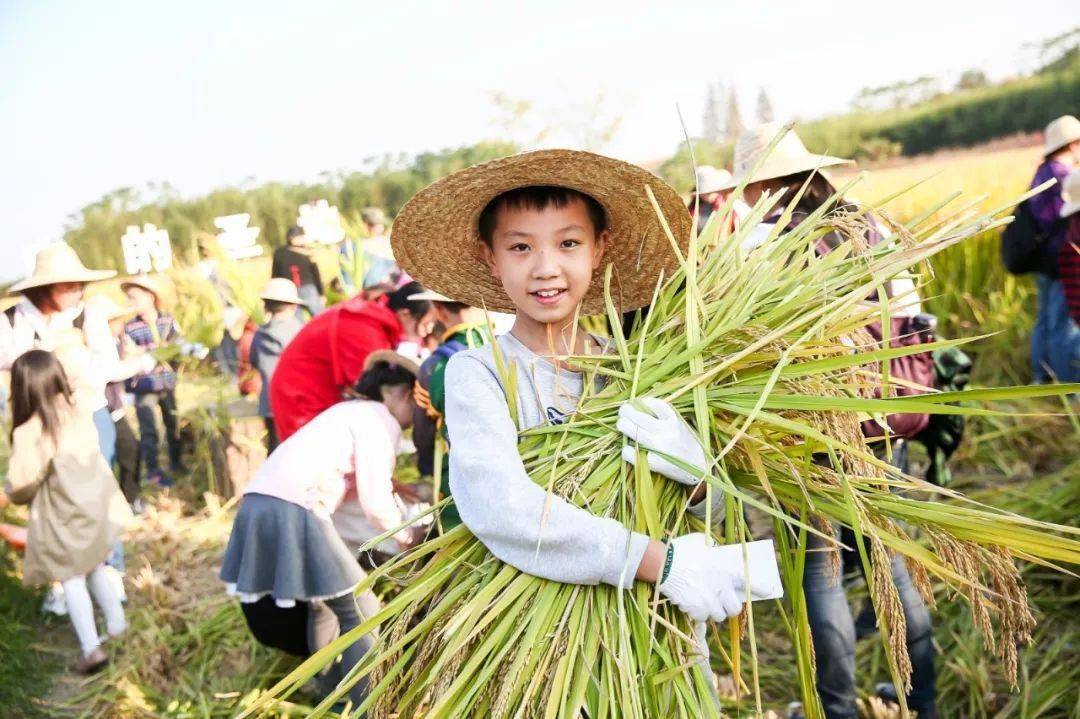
[42,583,68,616]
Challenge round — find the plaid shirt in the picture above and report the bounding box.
[1061,217,1080,325]
[124,313,180,393]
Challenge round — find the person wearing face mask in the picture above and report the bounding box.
[723,123,938,719]
[0,244,154,471]
[1028,115,1080,383]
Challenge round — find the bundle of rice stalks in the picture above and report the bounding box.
[243,176,1080,719]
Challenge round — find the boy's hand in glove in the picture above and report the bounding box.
[618,397,706,486]
[659,533,776,622]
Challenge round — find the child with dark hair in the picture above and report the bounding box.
[4,350,131,674]
[220,351,422,705]
[385,280,433,363]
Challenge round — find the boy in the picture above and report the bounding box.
[408,289,488,528]
[391,150,776,633]
[250,278,306,452]
[123,276,184,487]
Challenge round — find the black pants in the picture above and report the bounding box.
[134,390,182,472]
[113,415,141,503]
[264,416,280,454]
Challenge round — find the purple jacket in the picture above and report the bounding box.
[1029,159,1070,253]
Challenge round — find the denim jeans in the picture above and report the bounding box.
[803,445,936,718]
[134,391,182,472]
[1031,274,1080,383]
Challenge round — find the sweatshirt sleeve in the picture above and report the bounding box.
[445,354,650,589]
[350,406,409,544]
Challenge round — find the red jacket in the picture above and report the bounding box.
[270,297,402,441]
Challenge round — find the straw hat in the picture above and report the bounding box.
[1059,169,1080,220]
[259,277,302,305]
[694,166,733,195]
[408,289,454,302]
[364,235,395,262]
[120,274,164,298]
[1044,115,1080,157]
[723,121,853,189]
[363,349,420,377]
[10,243,116,293]
[390,149,691,314]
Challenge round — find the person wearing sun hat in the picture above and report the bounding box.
[121,274,187,487]
[689,165,734,232]
[1028,115,1080,383]
[250,278,306,452]
[1056,170,1080,333]
[0,243,133,470]
[392,149,781,695]
[406,288,489,530]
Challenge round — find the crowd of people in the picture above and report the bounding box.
[1,112,1077,717]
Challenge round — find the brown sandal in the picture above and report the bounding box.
[76,647,108,674]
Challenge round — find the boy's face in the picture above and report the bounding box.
[482,198,607,327]
[125,286,156,315]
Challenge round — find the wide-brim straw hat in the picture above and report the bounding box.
[10,243,116,293]
[390,149,691,314]
[721,121,853,190]
[694,165,733,195]
[1044,115,1080,157]
[363,349,420,377]
[259,277,302,305]
[1059,169,1080,220]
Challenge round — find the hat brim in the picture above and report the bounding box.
[9,268,116,294]
[390,149,691,315]
[260,292,302,304]
[408,290,454,302]
[120,277,161,297]
[363,349,420,377]
[721,154,854,191]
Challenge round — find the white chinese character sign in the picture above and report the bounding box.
[121,224,172,274]
[214,213,263,260]
[297,200,345,245]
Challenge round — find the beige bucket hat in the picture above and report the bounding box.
[1059,169,1080,220]
[364,235,396,262]
[390,149,691,314]
[723,121,853,189]
[694,165,733,195]
[10,243,116,293]
[361,207,389,226]
[120,274,164,298]
[1044,115,1080,157]
[259,277,302,305]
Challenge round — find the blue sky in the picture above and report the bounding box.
[1,0,1075,280]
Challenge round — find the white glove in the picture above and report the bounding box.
[617,397,706,485]
[659,533,775,623]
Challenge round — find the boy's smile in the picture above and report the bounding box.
[482,197,607,348]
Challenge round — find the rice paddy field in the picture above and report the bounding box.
[1,141,1077,718]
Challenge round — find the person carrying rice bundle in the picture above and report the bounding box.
[723,122,938,719]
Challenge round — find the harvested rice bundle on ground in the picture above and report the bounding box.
[242,158,1080,719]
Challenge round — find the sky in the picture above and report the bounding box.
[1,0,1075,281]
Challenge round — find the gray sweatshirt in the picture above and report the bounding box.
[445,332,723,590]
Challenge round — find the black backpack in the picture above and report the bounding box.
[1001,200,1059,277]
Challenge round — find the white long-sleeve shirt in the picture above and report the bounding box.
[0,299,141,412]
[243,399,410,545]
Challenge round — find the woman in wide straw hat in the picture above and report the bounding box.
[725,124,939,718]
[1027,115,1080,384]
[0,243,131,467]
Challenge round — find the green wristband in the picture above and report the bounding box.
[660,542,675,584]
